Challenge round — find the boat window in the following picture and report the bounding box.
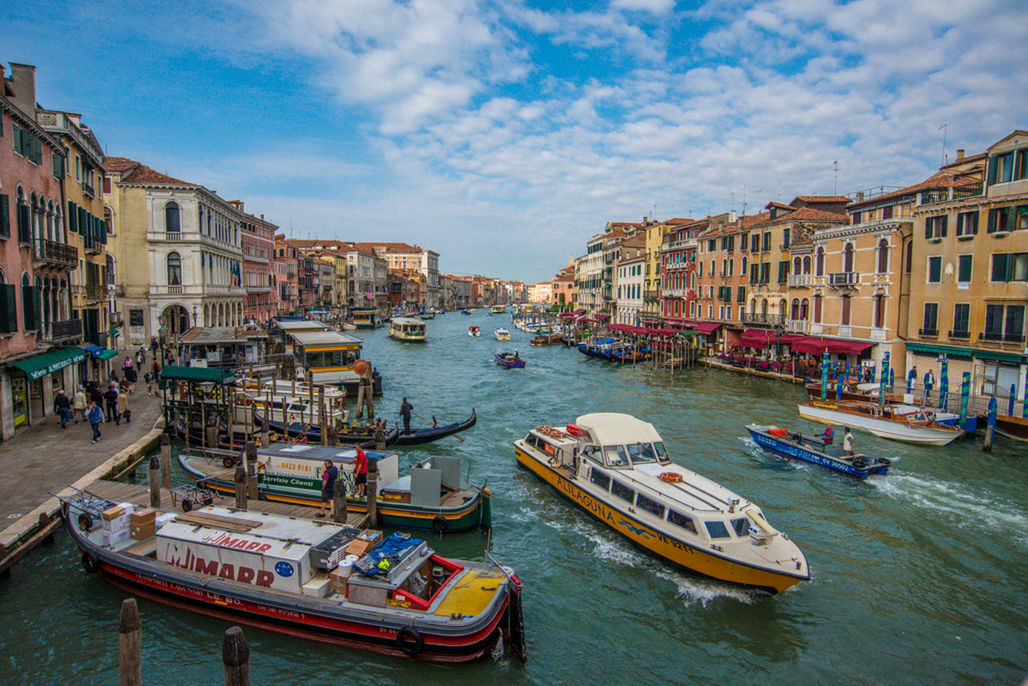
[704,520,731,539]
[652,442,670,463]
[603,445,629,467]
[610,480,635,503]
[668,510,697,533]
[731,518,750,536]
[589,468,611,491]
[582,445,602,464]
[627,442,657,465]
[524,434,538,448]
[636,493,665,518]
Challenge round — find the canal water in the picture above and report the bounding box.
[2,312,1025,684]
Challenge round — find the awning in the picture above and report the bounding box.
[688,322,722,335]
[791,337,874,355]
[559,313,577,319]
[572,309,586,316]
[739,329,805,347]
[906,341,1026,364]
[12,347,87,381]
[160,365,236,384]
[82,344,103,357]
[595,313,611,321]
[96,348,118,361]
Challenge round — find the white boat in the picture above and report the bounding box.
[468,326,480,337]
[515,413,809,593]
[494,328,511,341]
[797,400,963,446]
[388,317,427,342]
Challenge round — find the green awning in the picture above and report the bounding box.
[160,364,236,384]
[96,348,118,360]
[906,341,1025,364]
[12,347,87,381]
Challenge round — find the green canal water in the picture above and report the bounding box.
[2,312,1026,684]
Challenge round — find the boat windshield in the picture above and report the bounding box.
[627,442,658,465]
[652,442,670,463]
[602,445,630,467]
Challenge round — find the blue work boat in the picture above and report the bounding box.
[745,424,890,479]
[495,352,525,369]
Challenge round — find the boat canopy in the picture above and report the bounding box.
[575,412,663,446]
[791,336,873,355]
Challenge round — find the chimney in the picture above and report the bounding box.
[956,149,965,161]
[855,191,865,202]
[729,210,737,223]
[8,63,38,119]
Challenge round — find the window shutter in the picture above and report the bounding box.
[79,206,87,236]
[101,219,108,244]
[22,284,37,331]
[12,124,22,154]
[68,201,77,233]
[0,194,8,238]
[941,216,948,237]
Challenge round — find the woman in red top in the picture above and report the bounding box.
[353,444,368,498]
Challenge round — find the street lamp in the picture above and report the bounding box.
[774,321,785,365]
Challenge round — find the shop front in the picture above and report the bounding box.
[10,347,87,431]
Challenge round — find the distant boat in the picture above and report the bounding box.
[468,325,480,337]
[746,424,890,479]
[495,328,511,341]
[495,352,525,369]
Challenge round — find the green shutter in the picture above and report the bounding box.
[0,285,15,334]
[12,124,22,154]
[21,284,37,331]
[0,194,8,238]
[101,219,108,245]
[68,201,77,234]
[78,206,87,236]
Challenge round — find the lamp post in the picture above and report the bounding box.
[774,321,785,365]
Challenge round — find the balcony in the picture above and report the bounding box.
[243,253,270,264]
[980,331,1026,343]
[644,290,660,302]
[919,183,983,205]
[786,319,808,333]
[41,318,83,343]
[829,272,859,288]
[948,329,970,340]
[787,274,811,288]
[76,283,106,302]
[85,242,103,255]
[246,285,273,293]
[743,313,785,327]
[82,179,95,198]
[663,288,686,298]
[918,327,938,338]
[33,239,78,269]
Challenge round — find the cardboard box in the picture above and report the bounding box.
[101,505,125,522]
[130,523,157,540]
[103,515,131,533]
[103,529,131,546]
[131,508,157,524]
[344,539,374,557]
[301,575,333,598]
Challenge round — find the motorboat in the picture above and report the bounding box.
[745,424,890,479]
[798,400,963,446]
[62,494,523,662]
[468,325,480,337]
[389,317,427,342]
[495,352,525,369]
[495,328,511,341]
[514,413,808,593]
[178,444,491,532]
[492,305,507,314]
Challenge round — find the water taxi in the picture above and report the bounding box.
[179,444,491,532]
[289,330,382,396]
[495,328,511,341]
[62,495,523,662]
[468,325,480,337]
[745,424,890,479]
[274,318,330,354]
[389,317,427,342]
[352,309,382,329]
[514,413,809,593]
[798,400,963,446]
[491,305,507,314]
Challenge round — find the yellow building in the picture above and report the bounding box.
[641,217,690,324]
[907,132,1027,406]
[37,109,111,349]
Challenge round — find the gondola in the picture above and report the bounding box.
[395,410,477,446]
[253,413,400,447]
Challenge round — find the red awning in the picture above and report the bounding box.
[688,322,722,335]
[559,313,576,319]
[595,313,611,321]
[791,336,874,355]
[572,309,586,316]
[739,329,805,347]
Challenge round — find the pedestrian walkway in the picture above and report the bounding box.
[0,355,164,576]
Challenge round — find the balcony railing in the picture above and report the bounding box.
[787,274,811,287]
[643,290,660,302]
[919,183,984,205]
[743,313,785,327]
[33,239,78,268]
[663,288,686,298]
[980,331,1026,343]
[948,329,970,340]
[41,318,83,342]
[918,327,938,338]
[829,272,859,287]
[82,179,95,198]
[786,319,808,333]
[76,283,106,301]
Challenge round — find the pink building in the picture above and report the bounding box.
[231,200,278,323]
[274,235,300,314]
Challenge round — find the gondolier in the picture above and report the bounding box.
[400,397,413,434]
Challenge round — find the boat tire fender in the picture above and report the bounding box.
[181,499,193,512]
[77,513,93,532]
[432,515,448,533]
[222,457,235,468]
[852,458,868,469]
[81,551,99,574]
[396,627,423,656]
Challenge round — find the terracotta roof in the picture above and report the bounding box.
[107,156,192,186]
[103,156,140,173]
[766,201,795,211]
[770,206,848,224]
[847,170,983,210]
[353,242,424,255]
[790,195,851,204]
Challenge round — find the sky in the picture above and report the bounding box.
[2,0,1026,282]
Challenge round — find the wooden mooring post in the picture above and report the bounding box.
[367,459,378,525]
[234,467,248,509]
[160,433,171,490]
[222,626,250,686]
[245,442,258,499]
[332,479,347,524]
[118,598,142,686]
[148,456,161,508]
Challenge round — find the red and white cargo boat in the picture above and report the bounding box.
[62,493,526,662]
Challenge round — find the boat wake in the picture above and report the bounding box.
[872,473,1028,545]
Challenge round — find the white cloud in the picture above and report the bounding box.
[610,0,676,14]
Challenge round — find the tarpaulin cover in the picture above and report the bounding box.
[791,336,874,355]
[354,533,424,576]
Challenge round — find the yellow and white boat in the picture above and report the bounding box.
[514,413,809,593]
[388,317,427,342]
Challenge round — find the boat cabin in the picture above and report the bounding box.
[352,310,381,329]
[275,319,330,354]
[176,327,267,368]
[289,330,364,385]
[389,317,427,342]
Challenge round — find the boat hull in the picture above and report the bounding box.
[494,355,525,368]
[745,425,888,479]
[514,447,806,593]
[177,455,489,532]
[797,403,961,446]
[995,415,1028,443]
[394,411,477,446]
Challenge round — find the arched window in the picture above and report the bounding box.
[46,201,54,241]
[874,294,885,329]
[800,298,809,320]
[813,294,822,323]
[791,298,799,320]
[844,243,854,273]
[761,299,768,316]
[104,207,114,236]
[841,295,851,326]
[167,252,182,285]
[22,272,36,331]
[165,201,180,233]
[877,239,889,274]
[816,248,825,276]
[803,256,811,274]
[779,298,787,315]
[742,256,747,273]
[793,256,801,274]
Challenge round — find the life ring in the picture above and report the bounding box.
[396,627,423,656]
[659,472,683,483]
[432,515,449,533]
[81,551,99,573]
[77,513,93,532]
[222,457,236,468]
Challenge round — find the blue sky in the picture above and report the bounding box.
[2,0,1026,282]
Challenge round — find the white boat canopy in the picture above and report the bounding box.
[575,412,663,446]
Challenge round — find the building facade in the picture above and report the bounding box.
[233,201,277,323]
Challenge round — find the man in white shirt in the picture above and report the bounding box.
[842,427,855,457]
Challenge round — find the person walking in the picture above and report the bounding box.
[104,383,120,425]
[400,397,413,434]
[89,382,103,409]
[144,371,154,396]
[151,359,161,385]
[136,347,146,368]
[316,459,339,518]
[923,368,936,404]
[118,390,131,424]
[87,400,105,443]
[72,385,87,424]
[53,389,72,429]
